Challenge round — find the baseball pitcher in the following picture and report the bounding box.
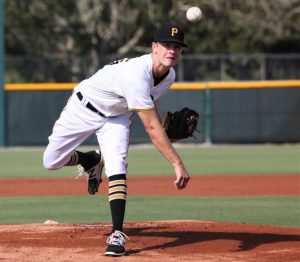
[43,23,198,256]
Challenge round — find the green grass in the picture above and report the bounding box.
[127,144,300,175]
[0,145,299,227]
[0,195,299,228]
[0,144,299,178]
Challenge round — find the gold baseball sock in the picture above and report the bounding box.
[108,174,127,232]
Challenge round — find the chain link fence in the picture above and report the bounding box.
[6,53,300,83]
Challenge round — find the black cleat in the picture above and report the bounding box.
[105,231,128,257]
[78,150,104,195]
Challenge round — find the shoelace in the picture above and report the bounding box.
[106,231,129,246]
[76,154,104,180]
[76,164,101,182]
[75,165,87,179]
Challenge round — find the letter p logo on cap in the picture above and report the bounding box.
[154,24,188,47]
[171,28,178,36]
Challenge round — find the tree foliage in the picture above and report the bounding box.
[6,0,300,57]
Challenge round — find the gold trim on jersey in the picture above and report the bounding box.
[128,107,155,111]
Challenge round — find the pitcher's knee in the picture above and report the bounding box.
[43,158,58,170]
[43,152,61,170]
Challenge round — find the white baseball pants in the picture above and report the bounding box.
[43,92,133,177]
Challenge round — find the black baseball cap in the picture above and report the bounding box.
[154,23,188,47]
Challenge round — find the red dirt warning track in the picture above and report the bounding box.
[0,174,299,262]
[0,174,299,196]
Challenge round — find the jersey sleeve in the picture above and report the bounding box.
[124,79,155,111]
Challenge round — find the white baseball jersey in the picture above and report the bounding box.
[44,53,176,177]
[74,54,175,116]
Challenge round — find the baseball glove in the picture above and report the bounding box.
[162,107,199,141]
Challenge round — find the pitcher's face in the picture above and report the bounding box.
[152,42,182,68]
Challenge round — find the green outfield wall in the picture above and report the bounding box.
[4,80,300,146]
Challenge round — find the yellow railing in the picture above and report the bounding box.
[4,80,300,91]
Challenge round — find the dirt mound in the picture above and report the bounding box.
[0,221,299,262]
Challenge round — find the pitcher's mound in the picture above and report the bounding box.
[0,220,299,262]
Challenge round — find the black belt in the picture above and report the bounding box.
[76,92,107,118]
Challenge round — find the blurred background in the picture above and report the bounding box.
[1,0,300,146]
